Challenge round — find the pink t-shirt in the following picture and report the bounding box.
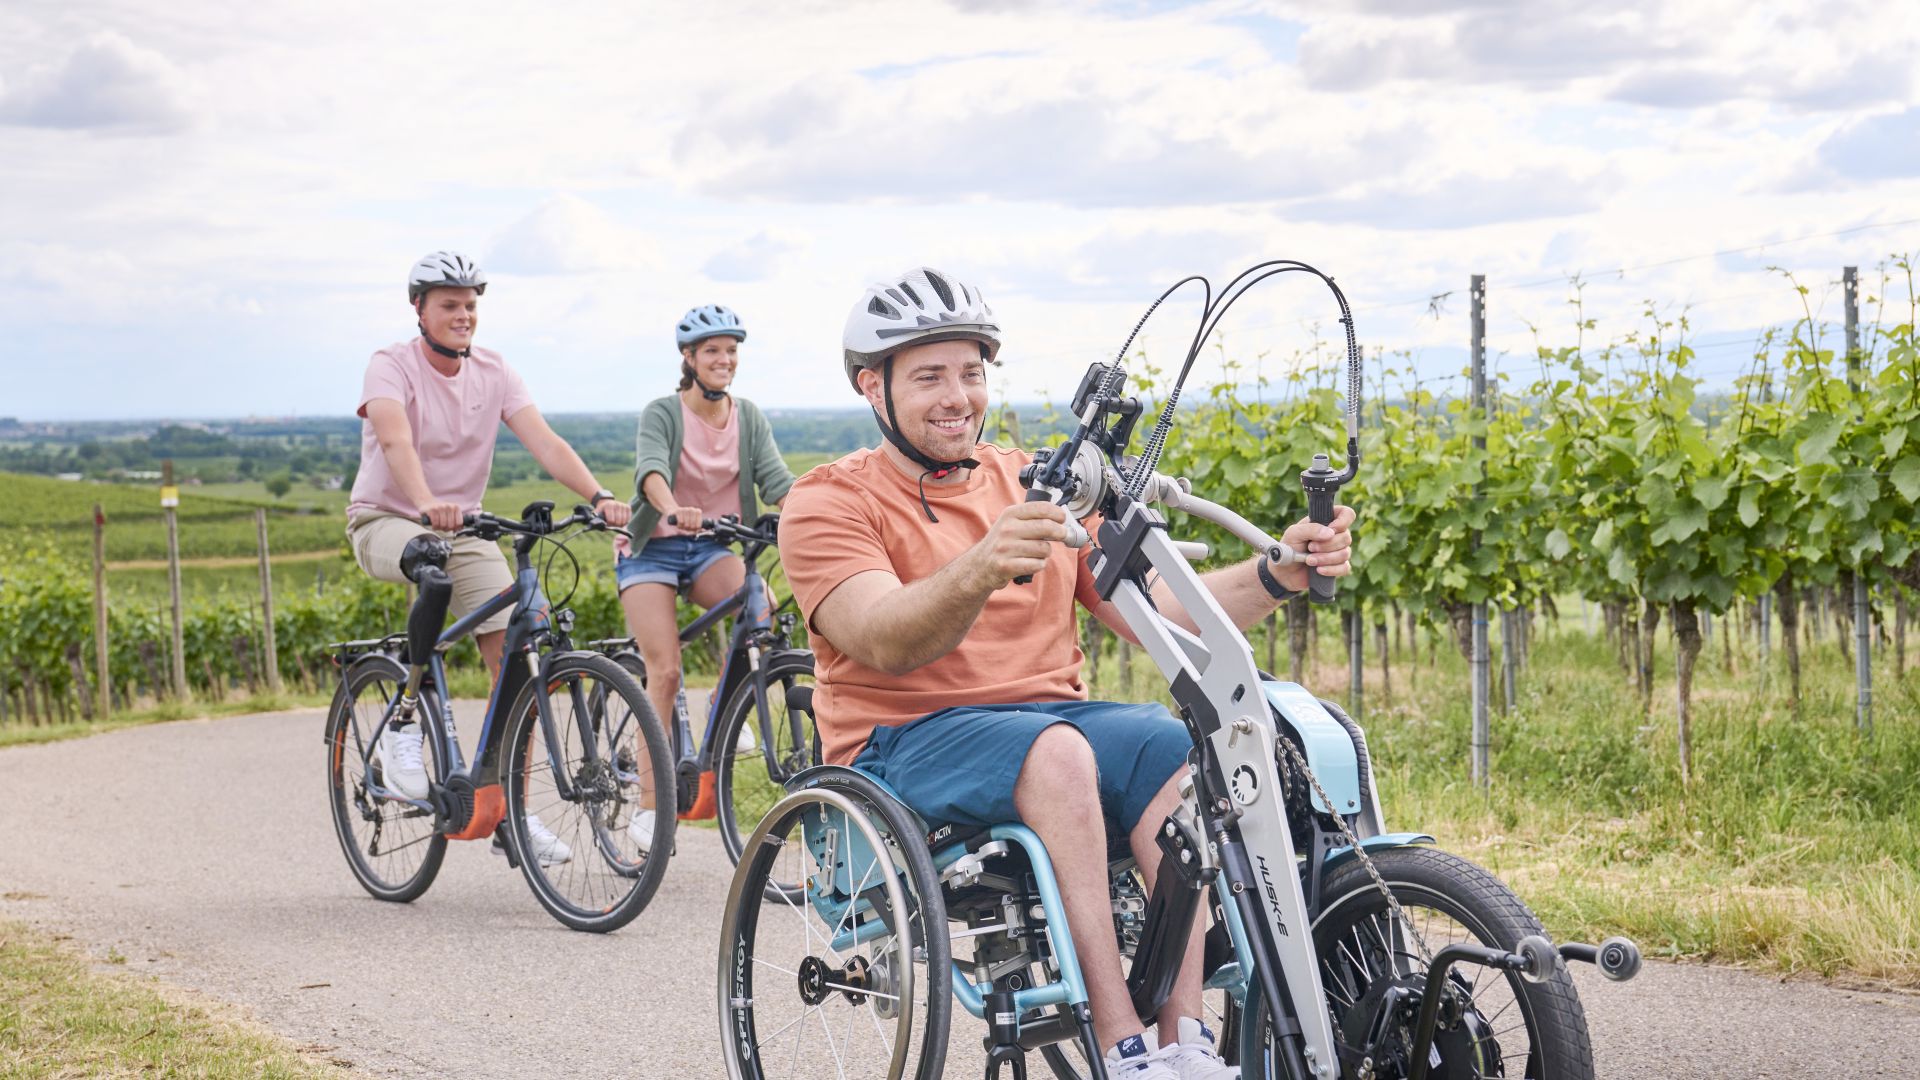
[347,338,535,520]
[652,397,743,537]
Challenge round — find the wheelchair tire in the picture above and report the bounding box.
[717,770,950,1080]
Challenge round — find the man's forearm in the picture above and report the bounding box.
[843,558,996,676]
[530,436,605,502]
[376,439,438,512]
[1149,556,1289,634]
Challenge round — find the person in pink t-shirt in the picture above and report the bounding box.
[614,304,796,844]
[346,251,631,839]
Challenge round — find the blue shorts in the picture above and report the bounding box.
[615,535,734,593]
[852,701,1192,833]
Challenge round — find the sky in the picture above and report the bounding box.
[3,0,1918,421]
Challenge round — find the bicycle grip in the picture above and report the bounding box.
[1300,453,1340,605]
[1012,488,1053,586]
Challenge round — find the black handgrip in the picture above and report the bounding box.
[406,566,454,666]
[1012,488,1054,586]
[1301,453,1339,605]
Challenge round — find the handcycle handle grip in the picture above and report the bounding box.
[1012,488,1054,586]
[1301,454,1339,605]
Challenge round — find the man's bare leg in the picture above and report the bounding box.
[1014,725,1141,1050]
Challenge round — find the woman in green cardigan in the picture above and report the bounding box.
[615,304,795,846]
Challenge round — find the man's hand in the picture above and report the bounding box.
[1269,504,1357,593]
[421,499,464,532]
[664,505,703,533]
[594,497,632,528]
[967,501,1069,591]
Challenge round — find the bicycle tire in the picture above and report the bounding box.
[325,654,447,903]
[711,653,819,878]
[501,651,675,933]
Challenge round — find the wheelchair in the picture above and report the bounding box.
[716,687,1635,1080]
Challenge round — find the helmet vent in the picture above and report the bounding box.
[898,281,922,307]
[868,297,900,318]
[885,288,907,306]
[925,271,955,311]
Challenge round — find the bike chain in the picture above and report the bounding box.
[1277,737,1434,967]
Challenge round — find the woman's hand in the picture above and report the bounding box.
[665,505,704,533]
[594,496,632,528]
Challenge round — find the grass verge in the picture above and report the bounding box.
[0,692,331,750]
[0,918,348,1078]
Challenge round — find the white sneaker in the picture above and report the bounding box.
[523,814,573,866]
[374,724,429,800]
[626,807,657,855]
[1105,1032,1178,1079]
[1157,1018,1239,1080]
[735,725,758,753]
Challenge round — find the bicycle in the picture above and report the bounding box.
[716,263,1642,1078]
[584,511,819,882]
[324,500,675,933]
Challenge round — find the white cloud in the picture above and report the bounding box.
[703,232,805,283]
[0,31,194,132]
[487,195,635,276]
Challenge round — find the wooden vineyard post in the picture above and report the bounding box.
[1469,274,1491,787]
[92,503,111,719]
[163,460,187,700]
[1845,266,1873,736]
[256,508,282,694]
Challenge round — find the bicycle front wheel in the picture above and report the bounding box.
[325,654,446,902]
[502,652,674,933]
[1238,845,1595,1079]
[713,653,820,870]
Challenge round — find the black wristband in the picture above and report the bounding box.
[589,488,616,505]
[1256,557,1298,602]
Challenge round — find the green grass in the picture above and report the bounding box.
[0,918,349,1077]
[0,692,331,750]
[1086,613,1920,986]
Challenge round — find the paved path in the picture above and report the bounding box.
[1,708,1916,1077]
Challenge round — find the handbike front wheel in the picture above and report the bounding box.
[503,651,674,933]
[717,773,949,1080]
[1239,845,1595,1079]
[324,654,446,902]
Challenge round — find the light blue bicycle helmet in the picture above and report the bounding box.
[675,304,748,349]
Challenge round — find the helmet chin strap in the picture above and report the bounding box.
[692,375,730,402]
[417,320,470,360]
[875,356,982,523]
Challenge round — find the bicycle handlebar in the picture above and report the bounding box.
[666,512,781,549]
[417,503,608,539]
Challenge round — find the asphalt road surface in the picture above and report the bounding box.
[2,706,1917,1078]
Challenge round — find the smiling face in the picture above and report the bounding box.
[415,287,478,350]
[858,338,990,465]
[683,335,740,392]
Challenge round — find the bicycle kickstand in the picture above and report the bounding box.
[984,990,1028,1080]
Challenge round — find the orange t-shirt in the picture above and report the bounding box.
[779,445,1104,766]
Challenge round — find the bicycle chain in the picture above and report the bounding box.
[1277,737,1434,967]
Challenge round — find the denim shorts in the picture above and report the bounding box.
[851,700,1192,832]
[615,535,734,593]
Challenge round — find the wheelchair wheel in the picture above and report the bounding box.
[717,771,950,1080]
[1237,845,1595,1079]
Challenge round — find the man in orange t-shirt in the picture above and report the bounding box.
[778,267,1356,1079]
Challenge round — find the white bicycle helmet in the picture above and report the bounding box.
[408,251,488,304]
[842,267,1001,393]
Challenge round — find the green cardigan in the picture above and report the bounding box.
[626,394,795,554]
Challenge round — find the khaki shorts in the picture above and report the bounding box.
[346,512,515,637]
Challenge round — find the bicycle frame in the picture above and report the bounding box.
[349,529,601,837]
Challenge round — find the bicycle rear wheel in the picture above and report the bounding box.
[502,652,674,933]
[325,654,446,902]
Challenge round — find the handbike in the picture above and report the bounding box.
[714,263,1641,1079]
[324,500,675,933]
[583,511,820,885]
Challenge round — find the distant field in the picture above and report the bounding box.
[8,451,835,573]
